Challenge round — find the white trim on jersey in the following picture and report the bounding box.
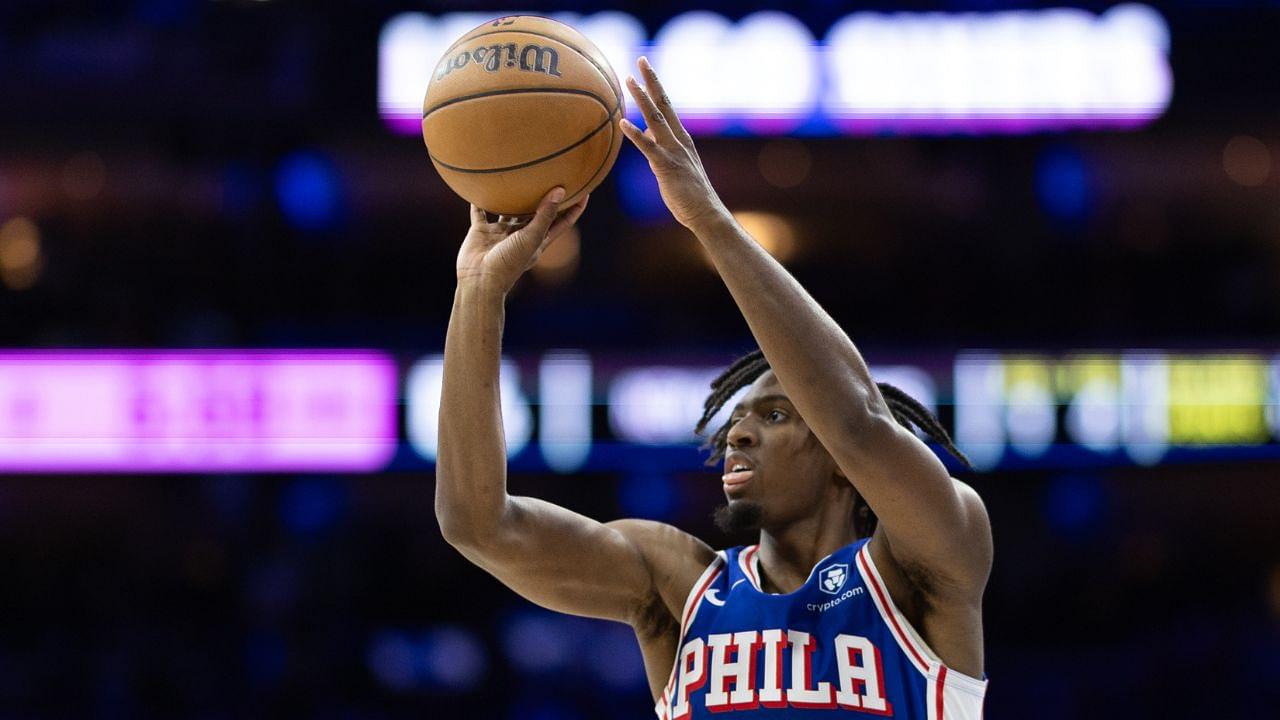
[655,552,726,720]
[855,543,988,720]
[737,545,762,591]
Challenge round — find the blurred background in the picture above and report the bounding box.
[2,0,1279,717]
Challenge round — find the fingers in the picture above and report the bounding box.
[625,72,678,147]
[522,186,566,238]
[637,57,695,148]
[528,196,588,270]
[547,194,589,240]
[619,116,658,154]
[469,203,489,227]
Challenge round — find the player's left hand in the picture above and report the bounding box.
[619,57,728,231]
[456,188,588,296]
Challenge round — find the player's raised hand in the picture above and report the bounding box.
[456,188,588,295]
[619,57,728,231]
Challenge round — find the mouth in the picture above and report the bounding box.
[722,457,754,491]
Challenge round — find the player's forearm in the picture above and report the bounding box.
[691,210,885,435]
[435,280,512,545]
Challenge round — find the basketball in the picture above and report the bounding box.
[421,16,625,216]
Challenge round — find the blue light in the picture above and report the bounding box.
[367,631,417,691]
[368,626,488,693]
[1035,146,1091,222]
[502,609,573,674]
[275,151,343,231]
[421,626,488,691]
[585,624,648,691]
[279,476,346,534]
[1044,473,1105,535]
[619,471,678,521]
[614,146,669,224]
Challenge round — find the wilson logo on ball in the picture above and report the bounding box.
[435,43,563,81]
[422,15,623,215]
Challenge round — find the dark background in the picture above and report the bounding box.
[1,1,1278,718]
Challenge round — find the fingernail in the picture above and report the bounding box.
[550,187,566,202]
[639,56,649,67]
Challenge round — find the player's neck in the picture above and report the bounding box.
[756,506,858,594]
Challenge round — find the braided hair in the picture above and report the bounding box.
[695,350,972,538]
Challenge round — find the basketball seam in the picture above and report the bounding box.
[434,26,622,113]
[422,86,600,120]
[565,112,617,201]
[426,90,615,174]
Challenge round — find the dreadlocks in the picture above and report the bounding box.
[695,349,972,538]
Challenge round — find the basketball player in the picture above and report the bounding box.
[435,58,992,718]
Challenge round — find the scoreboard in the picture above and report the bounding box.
[0,350,1276,473]
[953,352,1274,469]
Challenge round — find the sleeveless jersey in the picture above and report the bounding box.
[654,538,987,719]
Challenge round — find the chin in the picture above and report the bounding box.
[714,500,764,534]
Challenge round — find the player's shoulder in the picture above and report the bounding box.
[605,519,718,631]
[605,518,717,569]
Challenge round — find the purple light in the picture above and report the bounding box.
[0,351,397,472]
[831,113,1158,136]
[382,113,422,137]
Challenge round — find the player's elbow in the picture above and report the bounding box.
[434,473,496,552]
[435,506,476,550]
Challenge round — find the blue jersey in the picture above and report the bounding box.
[654,538,986,719]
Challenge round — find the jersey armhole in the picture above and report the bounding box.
[855,543,988,695]
[654,551,725,717]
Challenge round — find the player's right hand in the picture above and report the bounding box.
[455,187,588,295]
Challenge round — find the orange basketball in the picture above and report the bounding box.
[421,16,625,216]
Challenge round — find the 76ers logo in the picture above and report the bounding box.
[818,563,848,595]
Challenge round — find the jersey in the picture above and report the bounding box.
[654,538,987,719]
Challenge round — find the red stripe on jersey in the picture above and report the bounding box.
[746,546,761,589]
[857,545,930,671]
[682,566,723,631]
[935,665,948,719]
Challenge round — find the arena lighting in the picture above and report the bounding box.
[3,349,1275,474]
[1166,355,1270,444]
[406,355,532,462]
[1271,356,1280,439]
[606,365,727,444]
[0,216,43,291]
[1120,352,1170,465]
[1004,357,1057,457]
[538,351,592,472]
[1062,355,1123,453]
[0,352,397,472]
[953,354,1007,471]
[377,5,1172,136]
[275,151,343,231]
[950,352,1276,468]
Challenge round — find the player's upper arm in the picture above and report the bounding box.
[445,495,715,630]
[830,409,993,594]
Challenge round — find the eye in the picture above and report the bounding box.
[767,409,787,423]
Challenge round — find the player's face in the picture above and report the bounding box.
[721,371,845,527]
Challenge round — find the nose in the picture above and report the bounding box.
[726,416,757,448]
